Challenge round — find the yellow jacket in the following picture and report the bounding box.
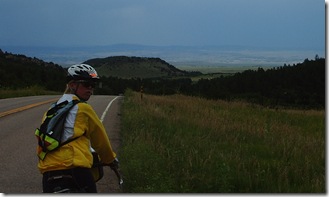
[37,94,116,173]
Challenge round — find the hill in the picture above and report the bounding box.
[83,56,200,78]
[0,49,197,90]
[0,49,66,91]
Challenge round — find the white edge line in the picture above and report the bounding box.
[100,96,120,123]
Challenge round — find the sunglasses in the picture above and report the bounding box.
[75,80,97,88]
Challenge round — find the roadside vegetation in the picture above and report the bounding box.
[119,90,325,193]
[0,85,60,99]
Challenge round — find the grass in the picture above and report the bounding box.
[0,85,61,99]
[119,90,325,193]
[179,65,276,81]
[177,65,275,74]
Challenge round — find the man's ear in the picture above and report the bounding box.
[68,81,77,91]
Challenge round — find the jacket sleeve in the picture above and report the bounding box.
[79,102,117,164]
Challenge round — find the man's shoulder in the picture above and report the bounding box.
[77,100,93,111]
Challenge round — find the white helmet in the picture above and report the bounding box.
[67,64,99,81]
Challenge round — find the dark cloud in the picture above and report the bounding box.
[0,0,325,51]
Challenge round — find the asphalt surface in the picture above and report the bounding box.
[0,95,123,194]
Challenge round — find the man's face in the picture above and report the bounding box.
[71,80,96,101]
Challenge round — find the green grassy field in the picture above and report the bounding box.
[177,65,275,74]
[0,85,61,99]
[178,65,276,81]
[119,90,325,193]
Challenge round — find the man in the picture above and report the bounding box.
[37,64,118,193]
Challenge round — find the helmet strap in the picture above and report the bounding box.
[74,83,87,102]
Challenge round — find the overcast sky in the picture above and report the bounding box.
[0,0,325,51]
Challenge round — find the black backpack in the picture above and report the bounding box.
[35,99,81,160]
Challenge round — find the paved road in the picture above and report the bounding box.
[0,95,123,193]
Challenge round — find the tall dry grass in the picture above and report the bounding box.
[120,90,325,193]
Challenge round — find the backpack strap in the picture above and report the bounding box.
[55,99,85,146]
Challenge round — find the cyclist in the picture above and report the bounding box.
[37,64,119,193]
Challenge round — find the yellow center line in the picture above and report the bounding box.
[0,98,58,118]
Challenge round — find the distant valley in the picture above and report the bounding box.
[0,44,324,69]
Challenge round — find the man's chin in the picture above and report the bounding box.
[82,94,92,101]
